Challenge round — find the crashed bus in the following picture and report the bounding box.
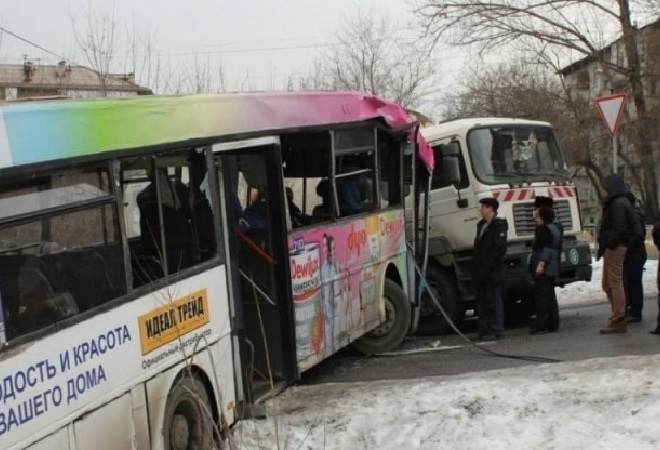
[0,92,433,449]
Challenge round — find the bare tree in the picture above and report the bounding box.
[416,0,660,215]
[323,9,436,109]
[71,2,119,96]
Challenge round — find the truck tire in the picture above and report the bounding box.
[421,265,464,334]
[352,279,411,356]
[163,375,220,450]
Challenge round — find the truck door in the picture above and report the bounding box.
[428,140,478,252]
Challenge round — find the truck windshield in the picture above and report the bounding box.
[467,126,568,185]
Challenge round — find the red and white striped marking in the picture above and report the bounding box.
[492,188,536,202]
[491,186,576,202]
[549,186,576,198]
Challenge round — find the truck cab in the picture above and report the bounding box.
[418,118,592,331]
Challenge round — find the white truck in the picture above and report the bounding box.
[416,118,593,331]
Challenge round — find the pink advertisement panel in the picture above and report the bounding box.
[288,209,406,371]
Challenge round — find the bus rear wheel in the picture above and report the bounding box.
[352,279,411,356]
[163,376,220,450]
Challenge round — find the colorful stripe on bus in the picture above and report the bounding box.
[0,91,434,171]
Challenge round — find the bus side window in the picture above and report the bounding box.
[0,168,126,341]
[378,132,403,208]
[281,132,332,228]
[122,150,216,288]
[334,128,377,217]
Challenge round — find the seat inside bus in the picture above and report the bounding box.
[0,243,125,341]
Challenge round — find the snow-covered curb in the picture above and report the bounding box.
[558,259,658,308]
[235,355,660,450]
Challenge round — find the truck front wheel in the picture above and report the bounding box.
[352,279,411,355]
[421,265,464,334]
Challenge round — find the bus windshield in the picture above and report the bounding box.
[467,126,568,185]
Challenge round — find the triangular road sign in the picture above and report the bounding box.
[594,94,627,136]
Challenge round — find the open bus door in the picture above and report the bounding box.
[213,138,297,413]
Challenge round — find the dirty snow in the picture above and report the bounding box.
[558,258,658,308]
[235,355,660,450]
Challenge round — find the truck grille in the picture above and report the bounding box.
[513,200,573,236]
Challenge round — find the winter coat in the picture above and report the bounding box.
[597,175,637,257]
[531,223,560,278]
[625,193,647,256]
[473,217,508,284]
[652,217,660,251]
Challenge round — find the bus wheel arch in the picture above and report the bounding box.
[352,263,411,356]
[162,366,223,450]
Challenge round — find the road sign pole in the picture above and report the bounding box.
[612,134,617,174]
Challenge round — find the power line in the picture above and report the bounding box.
[0,25,66,61]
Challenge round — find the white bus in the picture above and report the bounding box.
[0,92,433,449]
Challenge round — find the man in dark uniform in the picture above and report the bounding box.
[651,217,660,335]
[623,191,647,323]
[473,197,509,340]
[530,205,560,334]
[533,196,562,331]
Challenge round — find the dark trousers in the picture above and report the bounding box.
[534,275,556,331]
[624,251,647,318]
[656,263,660,327]
[476,283,504,336]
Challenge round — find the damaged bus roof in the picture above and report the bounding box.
[0,91,433,171]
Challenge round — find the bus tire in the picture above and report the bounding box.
[163,375,220,450]
[423,265,463,334]
[352,279,411,356]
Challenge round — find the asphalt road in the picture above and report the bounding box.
[301,296,660,385]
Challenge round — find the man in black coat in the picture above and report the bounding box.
[623,191,647,323]
[533,196,562,332]
[597,175,637,334]
[473,197,509,340]
[651,217,660,335]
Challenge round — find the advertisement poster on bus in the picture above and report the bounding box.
[288,210,406,371]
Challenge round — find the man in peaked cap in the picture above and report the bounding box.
[473,197,509,340]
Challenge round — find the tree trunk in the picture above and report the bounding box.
[617,0,659,218]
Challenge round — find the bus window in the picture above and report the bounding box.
[0,168,126,341]
[122,150,216,287]
[334,128,377,217]
[378,131,403,208]
[281,132,332,228]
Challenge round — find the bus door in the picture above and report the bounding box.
[213,139,296,406]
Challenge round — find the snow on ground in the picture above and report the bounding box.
[558,258,658,308]
[235,355,660,450]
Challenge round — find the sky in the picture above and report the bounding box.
[0,0,469,118]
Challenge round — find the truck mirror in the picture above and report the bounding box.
[439,142,460,158]
[440,154,461,187]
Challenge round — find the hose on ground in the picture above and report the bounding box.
[407,244,562,364]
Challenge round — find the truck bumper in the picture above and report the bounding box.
[501,238,592,298]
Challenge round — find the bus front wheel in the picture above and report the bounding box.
[163,375,220,450]
[352,279,411,356]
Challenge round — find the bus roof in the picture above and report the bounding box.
[422,117,553,141]
[0,91,433,171]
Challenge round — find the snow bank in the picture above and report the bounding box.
[558,259,658,308]
[235,355,660,450]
